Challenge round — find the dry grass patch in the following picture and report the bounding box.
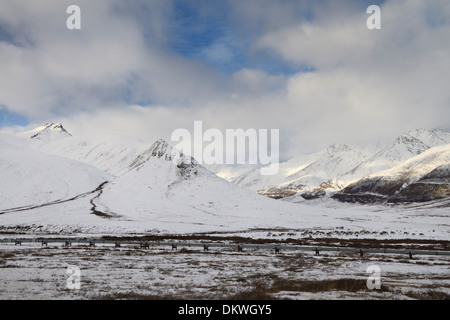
[270,278,375,293]
[226,275,391,300]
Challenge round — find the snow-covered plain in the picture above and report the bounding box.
[0,243,448,300]
[1,191,449,241]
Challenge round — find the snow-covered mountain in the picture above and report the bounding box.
[1,123,449,235]
[333,143,450,204]
[340,129,450,186]
[92,139,301,229]
[227,129,450,201]
[20,122,72,141]
[0,124,304,233]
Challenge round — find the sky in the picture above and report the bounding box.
[0,0,449,159]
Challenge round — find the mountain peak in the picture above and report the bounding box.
[30,122,72,140]
[400,128,450,144]
[391,128,450,157]
[327,143,352,153]
[128,139,198,171]
[149,139,171,156]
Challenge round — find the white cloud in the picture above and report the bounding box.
[249,0,450,151]
[0,0,222,115]
[0,0,449,159]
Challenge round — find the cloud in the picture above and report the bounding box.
[0,0,449,160]
[251,0,450,150]
[0,0,222,113]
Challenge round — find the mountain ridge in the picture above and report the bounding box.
[8,123,450,207]
[224,128,450,201]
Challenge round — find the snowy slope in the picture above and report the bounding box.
[14,122,154,176]
[391,164,450,203]
[334,143,450,203]
[36,133,151,176]
[0,133,111,212]
[210,164,261,183]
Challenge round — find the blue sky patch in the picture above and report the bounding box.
[0,108,29,128]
